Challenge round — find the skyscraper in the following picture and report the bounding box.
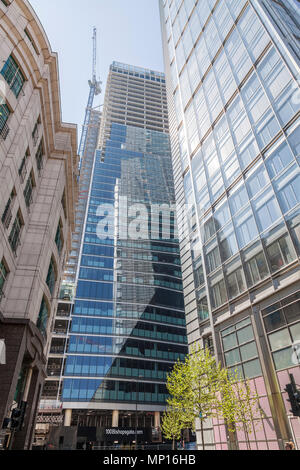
[46,63,187,450]
[0,0,78,450]
[160,0,300,450]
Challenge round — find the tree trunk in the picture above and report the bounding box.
[201,420,205,451]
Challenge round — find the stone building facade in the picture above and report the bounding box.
[0,0,78,450]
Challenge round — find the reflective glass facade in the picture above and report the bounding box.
[160,0,300,450]
[62,66,187,410]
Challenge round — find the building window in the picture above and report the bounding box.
[18,150,29,183]
[24,28,39,55]
[8,210,23,255]
[35,141,44,174]
[46,257,57,296]
[0,258,8,300]
[262,292,300,370]
[32,116,41,146]
[265,228,296,273]
[61,190,67,219]
[55,221,64,256]
[221,317,262,379]
[23,171,35,208]
[197,288,209,322]
[0,102,10,139]
[1,188,15,229]
[37,297,49,338]
[1,55,25,98]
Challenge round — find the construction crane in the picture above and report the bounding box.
[78,27,102,161]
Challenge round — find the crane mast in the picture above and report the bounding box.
[78,27,102,160]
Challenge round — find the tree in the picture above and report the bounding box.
[165,346,263,450]
[166,345,230,450]
[161,408,189,450]
[222,373,264,450]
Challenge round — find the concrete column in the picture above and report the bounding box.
[112,410,119,428]
[154,411,160,428]
[23,368,33,402]
[64,409,72,427]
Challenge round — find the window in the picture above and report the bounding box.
[197,288,209,322]
[0,258,8,299]
[243,242,269,287]
[0,102,10,139]
[9,210,23,255]
[221,317,262,379]
[274,164,300,214]
[205,238,221,274]
[55,221,64,256]
[252,187,282,232]
[225,258,246,299]
[18,150,29,183]
[37,297,49,338]
[1,189,15,229]
[210,271,227,309]
[1,55,25,98]
[46,257,57,296]
[32,117,41,146]
[265,140,294,179]
[23,171,35,208]
[265,227,296,272]
[35,141,44,173]
[262,293,300,370]
[234,205,259,249]
[246,162,269,199]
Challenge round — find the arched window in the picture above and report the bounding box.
[46,256,57,296]
[37,297,50,338]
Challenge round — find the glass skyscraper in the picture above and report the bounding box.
[58,63,187,448]
[160,0,300,450]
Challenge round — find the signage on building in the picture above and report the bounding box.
[103,428,149,443]
[0,339,6,365]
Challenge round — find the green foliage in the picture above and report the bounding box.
[165,345,263,449]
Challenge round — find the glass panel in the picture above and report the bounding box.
[236,325,254,345]
[269,328,291,351]
[263,310,286,333]
[243,359,262,378]
[225,348,241,366]
[273,346,294,370]
[290,323,300,343]
[222,332,238,352]
[240,341,258,362]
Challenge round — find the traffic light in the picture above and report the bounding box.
[10,408,21,429]
[285,374,300,417]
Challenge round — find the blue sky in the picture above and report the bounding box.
[29,0,164,141]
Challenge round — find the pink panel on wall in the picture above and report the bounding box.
[282,391,291,414]
[259,396,272,417]
[255,422,266,441]
[288,366,300,385]
[268,441,279,450]
[238,443,249,450]
[215,444,222,450]
[212,417,219,425]
[250,442,257,450]
[290,417,300,449]
[214,425,220,443]
[221,443,228,450]
[277,370,290,391]
[263,419,277,440]
[255,376,266,395]
[236,427,246,442]
[249,379,256,393]
[257,441,268,450]
[219,425,227,442]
